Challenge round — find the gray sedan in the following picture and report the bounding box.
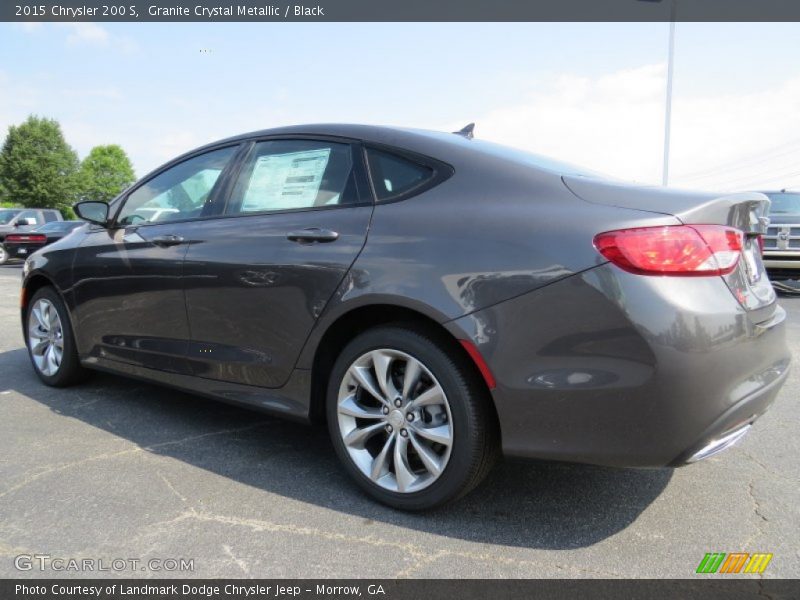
[19,124,790,509]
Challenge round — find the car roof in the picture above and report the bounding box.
[162,123,595,181]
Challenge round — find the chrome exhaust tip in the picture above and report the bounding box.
[686,424,752,464]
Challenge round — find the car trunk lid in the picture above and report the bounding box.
[563,175,776,319]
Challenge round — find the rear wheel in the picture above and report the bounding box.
[0,244,9,265]
[327,325,499,510]
[25,287,88,387]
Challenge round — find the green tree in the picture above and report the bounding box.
[78,144,136,204]
[0,116,80,211]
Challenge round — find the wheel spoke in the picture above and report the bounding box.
[350,365,389,405]
[32,305,47,331]
[371,350,399,401]
[401,358,422,401]
[343,421,386,449]
[338,394,384,420]
[44,345,57,375]
[411,424,452,446]
[409,431,443,477]
[392,434,416,492]
[29,337,48,355]
[370,435,395,481]
[46,303,57,329]
[410,385,445,408]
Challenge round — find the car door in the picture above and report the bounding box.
[181,137,373,388]
[71,144,242,373]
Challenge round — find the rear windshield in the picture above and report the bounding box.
[767,193,800,215]
[0,209,21,225]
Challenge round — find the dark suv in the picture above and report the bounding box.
[761,190,800,290]
[0,208,63,264]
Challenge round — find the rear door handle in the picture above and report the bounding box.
[286,228,339,243]
[150,234,185,247]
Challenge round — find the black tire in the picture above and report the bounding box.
[24,286,89,387]
[326,324,500,510]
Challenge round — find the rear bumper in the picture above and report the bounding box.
[446,263,791,467]
[3,244,41,258]
[764,253,800,280]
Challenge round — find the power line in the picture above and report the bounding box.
[678,140,800,182]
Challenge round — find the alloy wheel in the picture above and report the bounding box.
[336,349,453,493]
[27,298,64,376]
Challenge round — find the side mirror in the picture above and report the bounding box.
[74,201,109,227]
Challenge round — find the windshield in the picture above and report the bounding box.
[0,209,21,225]
[767,193,800,214]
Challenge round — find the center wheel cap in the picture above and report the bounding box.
[388,409,405,429]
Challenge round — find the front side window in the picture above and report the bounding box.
[365,148,434,202]
[116,146,237,226]
[43,211,59,223]
[226,140,357,215]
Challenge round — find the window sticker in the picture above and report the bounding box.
[242,148,331,211]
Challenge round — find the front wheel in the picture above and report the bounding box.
[25,287,88,387]
[326,325,499,510]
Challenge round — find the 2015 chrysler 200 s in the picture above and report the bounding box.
[20,124,791,509]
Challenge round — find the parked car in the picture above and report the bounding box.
[20,124,790,509]
[3,220,85,260]
[760,190,800,291]
[0,208,63,264]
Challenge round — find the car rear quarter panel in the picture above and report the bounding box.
[446,263,790,466]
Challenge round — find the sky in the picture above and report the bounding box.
[2,22,800,192]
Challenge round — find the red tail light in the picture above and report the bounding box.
[5,234,46,243]
[593,225,743,276]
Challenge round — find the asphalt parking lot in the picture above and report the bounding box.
[0,263,797,579]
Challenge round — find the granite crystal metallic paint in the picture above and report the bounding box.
[20,124,791,476]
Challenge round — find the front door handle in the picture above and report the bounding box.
[150,234,185,247]
[286,228,339,244]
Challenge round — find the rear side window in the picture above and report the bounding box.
[366,148,434,202]
[43,211,60,223]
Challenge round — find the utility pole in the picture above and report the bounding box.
[662,0,677,186]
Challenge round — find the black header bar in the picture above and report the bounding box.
[6,0,800,23]
[4,579,800,600]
